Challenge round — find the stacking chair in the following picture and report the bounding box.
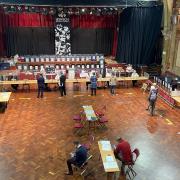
[141,83,148,93]
[95,105,106,118]
[73,114,82,121]
[73,154,93,178]
[82,134,95,151]
[74,122,84,135]
[98,116,108,128]
[125,148,140,179]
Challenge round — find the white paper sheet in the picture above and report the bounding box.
[106,155,114,162]
[103,162,118,169]
[102,144,111,151]
[100,141,110,145]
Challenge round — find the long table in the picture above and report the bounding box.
[0,92,11,102]
[98,140,120,179]
[0,76,148,85]
[0,92,11,112]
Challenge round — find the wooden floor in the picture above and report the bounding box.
[0,84,180,180]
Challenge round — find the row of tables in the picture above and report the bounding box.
[0,76,148,85]
[83,105,119,176]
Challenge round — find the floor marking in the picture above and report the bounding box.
[49,171,56,175]
[165,118,174,125]
[125,93,133,95]
[19,98,31,100]
[73,95,84,97]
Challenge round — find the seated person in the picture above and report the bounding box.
[114,137,132,175]
[126,64,133,73]
[131,70,139,87]
[65,141,88,175]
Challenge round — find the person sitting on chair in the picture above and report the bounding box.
[114,137,132,175]
[65,141,88,175]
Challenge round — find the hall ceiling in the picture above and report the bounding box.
[0,0,161,6]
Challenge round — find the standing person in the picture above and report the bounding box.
[65,141,88,175]
[114,137,132,175]
[37,73,45,98]
[146,83,158,116]
[59,72,66,96]
[109,72,117,95]
[90,72,97,96]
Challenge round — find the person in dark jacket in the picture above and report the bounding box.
[90,72,97,96]
[37,73,45,98]
[59,72,66,96]
[65,141,88,175]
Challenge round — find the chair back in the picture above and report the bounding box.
[82,134,95,151]
[132,148,140,163]
[80,154,93,168]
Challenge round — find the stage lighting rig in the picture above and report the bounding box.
[2,5,9,14]
[67,8,73,15]
[41,7,48,15]
[8,5,16,13]
[49,7,56,15]
[16,6,23,13]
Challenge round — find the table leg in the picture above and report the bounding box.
[107,172,120,180]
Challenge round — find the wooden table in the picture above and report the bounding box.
[172,96,180,107]
[0,92,11,102]
[83,105,98,134]
[0,92,11,112]
[0,76,148,85]
[98,140,120,179]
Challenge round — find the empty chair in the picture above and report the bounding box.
[98,116,108,128]
[73,114,81,121]
[95,105,106,117]
[125,148,140,179]
[74,122,84,135]
[82,134,95,151]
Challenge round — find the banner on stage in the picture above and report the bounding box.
[55,13,71,55]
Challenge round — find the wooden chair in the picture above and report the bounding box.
[141,83,148,93]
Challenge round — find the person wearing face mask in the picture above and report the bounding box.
[65,141,88,175]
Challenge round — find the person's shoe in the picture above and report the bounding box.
[64,172,73,175]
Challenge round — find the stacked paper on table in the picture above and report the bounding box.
[103,162,118,169]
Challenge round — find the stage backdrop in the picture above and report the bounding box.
[6,27,55,56]
[0,10,55,56]
[55,12,71,55]
[116,6,163,65]
[70,14,118,56]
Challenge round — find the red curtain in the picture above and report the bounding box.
[0,10,55,56]
[71,14,119,56]
[71,14,117,29]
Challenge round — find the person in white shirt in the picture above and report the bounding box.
[131,70,139,87]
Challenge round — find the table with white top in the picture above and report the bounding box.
[82,105,98,134]
[0,92,12,112]
[98,140,120,179]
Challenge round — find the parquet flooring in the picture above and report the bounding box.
[0,84,180,180]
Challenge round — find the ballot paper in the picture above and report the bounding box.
[103,162,118,169]
[106,155,114,162]
[102,144,111,151]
